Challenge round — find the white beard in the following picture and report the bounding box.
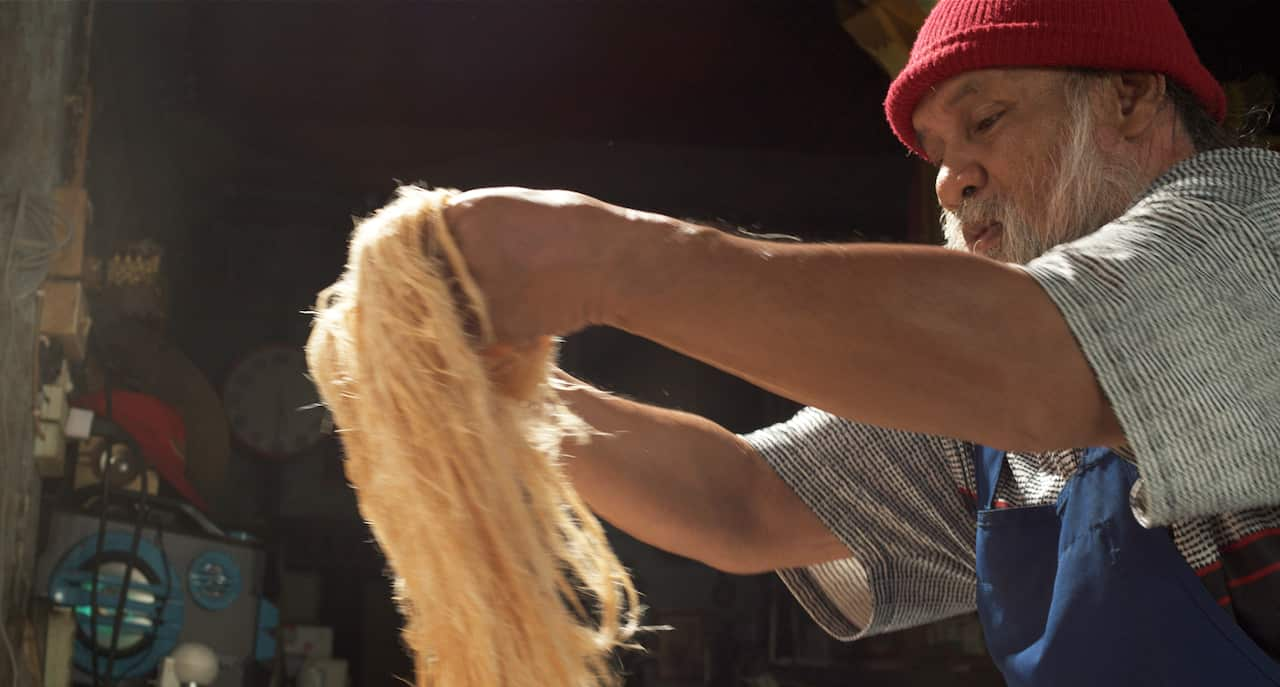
[941,98,1149,264]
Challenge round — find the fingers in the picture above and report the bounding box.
[442,187,617,344]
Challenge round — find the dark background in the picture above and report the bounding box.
[78,1,1278,685]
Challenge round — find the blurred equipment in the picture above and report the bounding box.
[298,658,348,687]
[33,505,276,686]
[90,239,167,322]
[36,603,77,687]
[171,642,220,686]
[86,249,232,514]
[34,361,77,478]
[70,391,208,512]
[837,0,937,76]
[280,625,334,679]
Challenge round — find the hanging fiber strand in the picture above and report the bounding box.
[305,186,640,686]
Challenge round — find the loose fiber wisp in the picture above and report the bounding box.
[305,186,640,686]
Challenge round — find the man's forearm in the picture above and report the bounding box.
[554,373,847,573]
[441,187,1119,450]
[601,217,1122,452]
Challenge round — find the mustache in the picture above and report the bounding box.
[941,194,1011,232]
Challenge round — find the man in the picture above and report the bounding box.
[442,0,1280,683]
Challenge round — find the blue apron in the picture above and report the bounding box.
[973,445,1280,686]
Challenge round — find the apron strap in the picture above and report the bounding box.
[973,444,1007,511]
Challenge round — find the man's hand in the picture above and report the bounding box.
[443,187,658,344]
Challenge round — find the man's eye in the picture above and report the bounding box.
[975,112,1003,133]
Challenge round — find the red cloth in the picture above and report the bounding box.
[884,0,1227,159]
[73,391,210,512]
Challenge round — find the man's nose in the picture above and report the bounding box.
[935,156,987,212]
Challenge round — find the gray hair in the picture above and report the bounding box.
[1062,69,1265,152]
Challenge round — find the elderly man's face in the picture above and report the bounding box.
[912,68,1147,264]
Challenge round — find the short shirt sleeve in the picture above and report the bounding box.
[1023,149,1280,525]
[742,407,977,640]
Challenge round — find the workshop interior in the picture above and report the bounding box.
[2,1,1277,686]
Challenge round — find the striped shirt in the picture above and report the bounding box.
[744,147,1280,658]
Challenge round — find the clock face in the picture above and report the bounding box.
[222,345,327,458]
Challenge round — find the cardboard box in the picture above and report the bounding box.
[34,420,67,477]
[282,625,334,659]
[36,602,76,687]
[39,279,83,337]
[48,186,90,279]
[34,364,74,476]
[39,279,92,362]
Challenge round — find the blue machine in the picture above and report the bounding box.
[48,531,185,681]
[188,550,243,612]
[36,509,279,686]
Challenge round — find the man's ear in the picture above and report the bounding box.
[1106,72,1168,140]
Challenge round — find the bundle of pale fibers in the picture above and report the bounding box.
[305,186,640,686]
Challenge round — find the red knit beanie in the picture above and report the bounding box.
[884,0,1227,159]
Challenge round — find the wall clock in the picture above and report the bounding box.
[222,345,328,458]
